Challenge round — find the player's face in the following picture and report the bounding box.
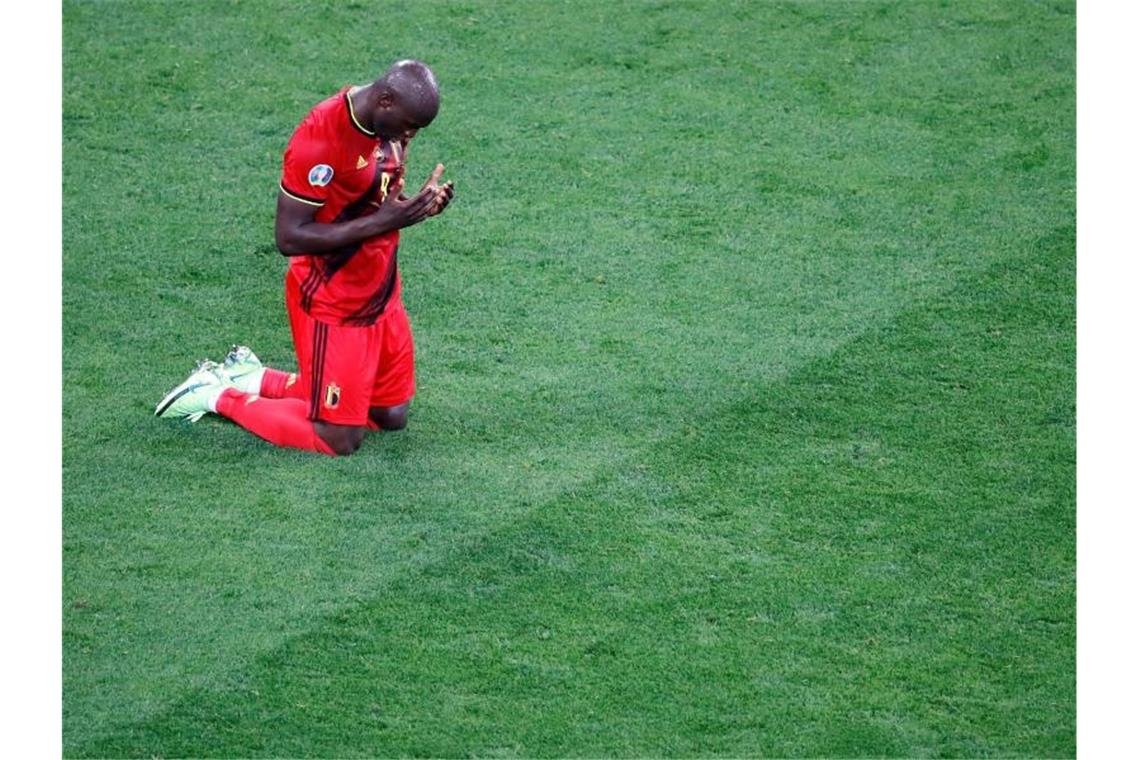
[372,101,434,143]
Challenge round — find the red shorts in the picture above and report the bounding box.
[285,274,415,425]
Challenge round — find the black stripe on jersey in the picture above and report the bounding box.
[314,158,389,283]
[307,324,320,419]
[342,247,400,326]
[300,265,324,314]
[308,323,329,421]
[319,243,363,282]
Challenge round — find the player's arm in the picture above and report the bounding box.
[275,179,439,257]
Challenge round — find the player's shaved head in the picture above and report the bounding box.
[376,60,440,125]
[357,59,441,141]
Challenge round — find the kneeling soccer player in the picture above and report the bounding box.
[154,60,454,456]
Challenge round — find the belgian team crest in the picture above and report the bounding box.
[308,164,334,187]
[324,383,341,410]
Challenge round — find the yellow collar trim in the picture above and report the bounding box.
[346,87,375,137]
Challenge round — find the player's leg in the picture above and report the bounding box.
[259,367,304,399]
[257,282,314,401]
[215,276,317,402]
[369,402,409,431]
[367,298,416,432]
[156,280,376,455]
[208,309,336,454]
[214,392,337,454]
[210,283,378,455]
[297,318,379,453]
[217,345,306,400]
[155,360,338,455]
[203,302,333,453]
[213,318,377,455]
[313,420,367,454]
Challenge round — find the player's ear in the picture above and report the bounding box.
[376,89,395,108]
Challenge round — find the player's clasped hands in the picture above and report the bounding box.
[375,163,454,232]
[420,163,455,217]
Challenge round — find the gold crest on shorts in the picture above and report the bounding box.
[324,383,341,409]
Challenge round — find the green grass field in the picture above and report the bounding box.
[63,1,1075,756]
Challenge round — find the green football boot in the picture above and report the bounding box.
[220,344,265,394]
[154,360,225,422]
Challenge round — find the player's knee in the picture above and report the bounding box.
[371,404,409,431]
[345,428,367,454]
[329,439,360,456]
[319,425,366,456]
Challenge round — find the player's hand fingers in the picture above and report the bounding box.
[415,183,441,207]
[411,202,436,223]
[430,183,453,210]
[420,163,445,192]
[428,186,454,217]
[400,183,432,208]
[403,188,437,220]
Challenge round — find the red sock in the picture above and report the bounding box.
[215,388,335,455]
[259,368,305,400]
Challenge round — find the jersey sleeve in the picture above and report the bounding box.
[280,122,338,207]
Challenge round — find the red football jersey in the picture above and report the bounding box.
[279,87,408,326]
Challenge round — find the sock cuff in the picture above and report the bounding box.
[258,367,299,398]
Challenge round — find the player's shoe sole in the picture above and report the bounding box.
[154,361,224,422]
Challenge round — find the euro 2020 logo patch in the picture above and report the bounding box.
[308,164,334,187]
